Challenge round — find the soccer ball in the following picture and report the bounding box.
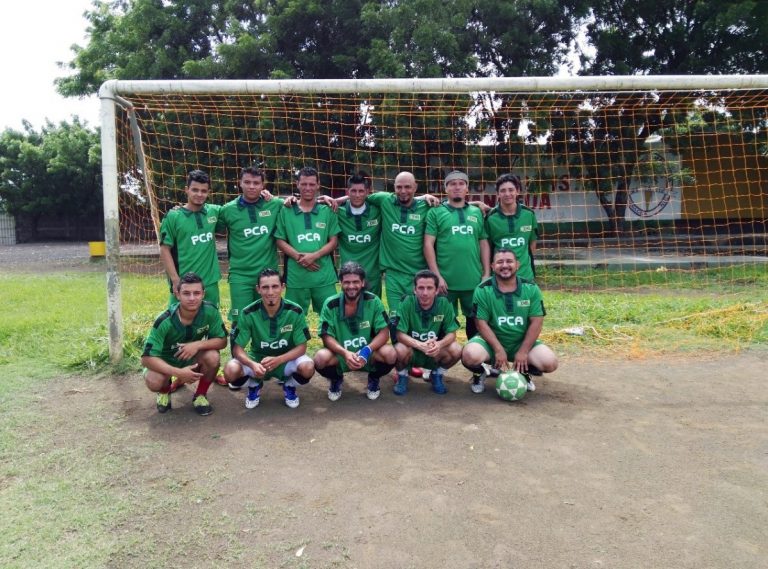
[495,371,528,401]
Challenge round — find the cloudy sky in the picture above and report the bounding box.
[0,0,99,131]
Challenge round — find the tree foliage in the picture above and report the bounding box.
[0,120,102,220]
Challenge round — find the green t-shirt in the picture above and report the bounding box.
[159,204,221,287]
[216,196,284,279]
[274,203,341,288]
[231,298,311,361]
[484,204,539,281]
[425,202,488,291]
[366,192,431,275]
[142,301,227,364]
[336,201,381,280]
[394,294,460,343]
[318,291,389,352]
[472,276,545,350]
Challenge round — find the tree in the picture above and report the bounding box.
[584,0,768,75]
[0,120,102,235]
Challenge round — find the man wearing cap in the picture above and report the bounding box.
[424,170,490,329]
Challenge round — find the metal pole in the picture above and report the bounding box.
[99,84,123,362]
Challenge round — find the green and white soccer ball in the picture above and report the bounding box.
[495,371,528,401]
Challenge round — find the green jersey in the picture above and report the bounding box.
[216,196,283,278]
[367,192,431,275]
[472,276,546,350]
[394,294,460,343]
[425,202,487,291]
[484,204,539,281]
[142,301,227,364]
[336,201,381,280]
[159,204,221,287]
[319,291,389,352]
[275,203,341,289]
[231,298,310,361]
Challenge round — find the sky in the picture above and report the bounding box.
[0,0,100,132]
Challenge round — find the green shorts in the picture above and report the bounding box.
[466,336,541,363]
[286,284,338,315]
[446,289,474,319]
[336,354,379,374]
[228,274,260,323]
[405,350,437,369]
[384,270,417,316]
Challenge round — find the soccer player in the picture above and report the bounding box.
[141,272,228,415]
[391,270,462,395]
[484,173,539,281]
[223,268,314,409]
[461,248,558,394]
[275,167,340,315]
[336,172,383,297]
[365,171,438,317]
[424,170,490,322]
[158,169,221,307]
[216,166,284,325]
[314,262,396,402]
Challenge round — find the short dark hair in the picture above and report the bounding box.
[413,269,439,288]
[495,173,522,192]
[177,272,204,291]
[297,166,319,182]
[241,166,266,182]
[187,169,210,186]
[257,267,282,286]
[493,247,518,261]
[339,261,366,281]
[348,171,371,188]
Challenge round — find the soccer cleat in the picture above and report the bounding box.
[328,378,343,402]
[470,371,487,394]
[192,394,213,416]
[283,384,300,409]
[245,384,261,409]
[482,363,501,378]
[168,378,181,393]
[410,367,423,378]
[366,376,381,400]
[156,392,172,413]
[393,373,408,395]
[522,372,536,392]
[215,373,228,386]
[430,371,447,395]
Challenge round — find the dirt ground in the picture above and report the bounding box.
[60,351,764,568]
[6,243,768,567]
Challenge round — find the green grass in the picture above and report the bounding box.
[1,269,766,567]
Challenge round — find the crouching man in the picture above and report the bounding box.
[391,270,462,395]
[142,272,228,415]
[224,268,314,409]
[313,262,396,401]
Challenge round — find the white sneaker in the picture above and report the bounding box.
[470,372,487,394]
[526,378,536,392]
[285,396,300,408]
[245,384,261,409]
[328,390,342,402]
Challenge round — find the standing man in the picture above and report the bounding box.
[484,174,539,282]
[424,170,490,326]
[313,262,396,402]
[159,169,221,307]
[461,249,558,394]
[391,270,462,395]
[142,272,228,415]
[275,167,340,315]
[223,269,314,409]
[216,166,284,325]
[336,172,383,297]
[365,171,437,318]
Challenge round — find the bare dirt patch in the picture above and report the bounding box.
[54,351,768,568]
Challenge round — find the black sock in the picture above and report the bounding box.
[292,371,310,385]
[317,365,342,382]
[229,375,248,387]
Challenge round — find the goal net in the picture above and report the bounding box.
[100,77,768,360]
